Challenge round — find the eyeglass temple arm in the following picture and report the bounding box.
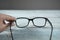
[14,18,53,40]
[9,20,15,40]
[46,18,53,40]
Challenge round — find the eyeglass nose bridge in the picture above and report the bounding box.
[28,19,33,24]
[29,19,33,21]
[27,19,34,28]
[28,19,34,26]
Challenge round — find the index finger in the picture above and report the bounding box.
[0,14,16,21]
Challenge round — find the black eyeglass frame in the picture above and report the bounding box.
[9,17,53,40]
[15,17,47,28]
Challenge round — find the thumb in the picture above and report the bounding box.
[0,23,10,32]
[3,23,10,28]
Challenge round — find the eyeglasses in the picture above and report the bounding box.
[15,17,47,28]
[9,17,53,40]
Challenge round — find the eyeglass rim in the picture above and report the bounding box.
[15,17,48,28]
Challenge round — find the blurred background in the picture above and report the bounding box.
[0,0,60,10]
[0,10,60,40]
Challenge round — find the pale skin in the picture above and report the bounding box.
[0,14,16,32]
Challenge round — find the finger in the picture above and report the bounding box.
[3,20,15,26]
[4,23,15,28]
[0,23,10,31]
[5,16,16,21]
[3,23,10,28]
[0,14,16,21]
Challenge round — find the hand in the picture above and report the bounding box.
[0,14,16,32]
